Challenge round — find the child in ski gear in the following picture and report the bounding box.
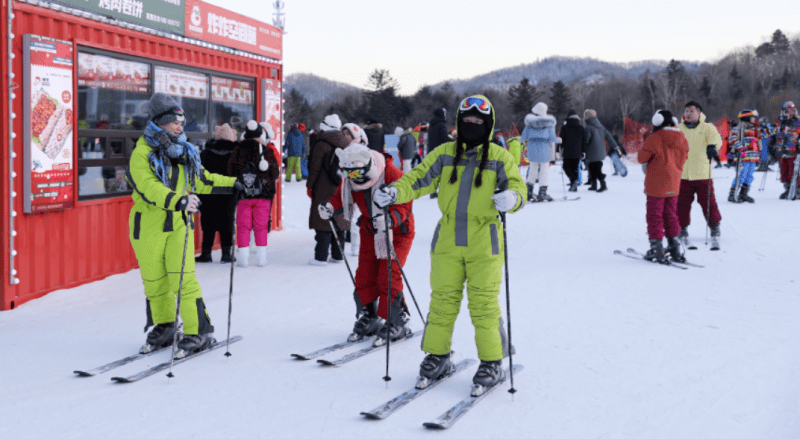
[341,122,368,254]
[677,101,724,246]
[228,121,280,267]
[196,123,237,263]
[637,110,690,263]
[126,93,238,356]
[773,101,799,199]
[583,109,618,192]
[373,95,526,392]
[307,115,348,265]
[728,110,761,203]
[520,102,561,202]
[319,143,416,344]
[285,123,306,182]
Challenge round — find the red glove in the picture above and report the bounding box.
[307,188,313,198]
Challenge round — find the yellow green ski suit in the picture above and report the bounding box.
[391,138,526,361]
[126,136,237,335]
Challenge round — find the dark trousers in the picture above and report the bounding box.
[676,179,722,228]
[198,197,234,250]
[646,196,680,240]
[588,161,605,182]
[314,230,343,262]
[563,158,580,183]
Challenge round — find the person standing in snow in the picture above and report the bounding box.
[583,109,618,193]
[773,101,800,199]
[318,143,416,345]
[284,123,306,182]
[307,115,348,265]
[340,122,370,256]
[637,110,690,263]
[427,108,450,199]
[228,121,280,267]
[364,118,385,153]
[676,101,723,245]
[727,110,761,204]
[559,109,586,192]
[373,95,526,394]
[126,93,239,357]
[195,123,238,264]
[520,102,561,202]
[397,126,417,174]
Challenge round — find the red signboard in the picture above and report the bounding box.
[184,0,282,60]
[77,53,150,93]
[211,76,252,104]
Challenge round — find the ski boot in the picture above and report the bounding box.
[780,182,790,199]
[471,360,504,396]
[347,301,383,342]
[665,236,686,263]
[738,184,755,203]
[677,227,690,249]
[727,186,737,203]
[588,180,598,191]
[416,352,455,389]
[373,293,411,347]
[538,186,553,202]
[195,248,212,263]
[140,322,179,354]
[709,224,721,251]
[220,246,235,264]
[175,333,214,359]
[526,184,535,203]
[569,181,578,192]
[644,239,667,264]
[597,179,608,193]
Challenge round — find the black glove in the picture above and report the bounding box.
[706,145,717,161]
[233,180,246,202]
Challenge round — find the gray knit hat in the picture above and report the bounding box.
[149,93,185,126]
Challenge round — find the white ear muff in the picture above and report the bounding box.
[259,144,269,172]
[651,111,664,127]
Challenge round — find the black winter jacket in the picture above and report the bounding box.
[558,117,587,160]
[427,109,449,153]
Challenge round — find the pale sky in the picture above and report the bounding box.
[206,0,798,95]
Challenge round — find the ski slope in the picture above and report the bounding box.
[2,160,799,438]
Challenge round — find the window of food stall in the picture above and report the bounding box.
[76,46,256,200]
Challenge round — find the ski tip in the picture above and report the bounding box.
[423,422,447,430]
[317,359,335,366]
[360,412,382,420]
[613,250,623,255]
[290,354,309,361]
[74,371,93,377]
[110,377,130,383]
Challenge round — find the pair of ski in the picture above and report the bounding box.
[363,362,523,429]
[614,248,703,270]
[291,330,422,366]
[74,336,242,383]
[679,235,720,251]
[530,196,581,204]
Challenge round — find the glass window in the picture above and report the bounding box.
[211,76,255,134]
[154,66,210,134]
[77,53,151,132]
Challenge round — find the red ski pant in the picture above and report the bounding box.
[780,157,798,183]
[646,196,680,240]
[677,179,722,228]
[355,226,415,320]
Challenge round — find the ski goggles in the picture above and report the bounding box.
[153,106,185,122]
[342,160,372,181]
[459,97,491,115]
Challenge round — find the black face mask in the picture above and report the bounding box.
[460,123,486,145]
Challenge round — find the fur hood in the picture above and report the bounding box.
[524,113,557,129]
[364,122,382,130]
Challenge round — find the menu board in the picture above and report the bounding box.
[154,66,208,100]
[78,53,150,92]
[211,77,252,104]
[23,35,76,213]
[261,78,282,145]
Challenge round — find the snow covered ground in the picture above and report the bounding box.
[2,159,799,439]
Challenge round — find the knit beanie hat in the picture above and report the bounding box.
[149,93,184,126]
[584,109,597,120]
[298,123,306,132]
[532,102,548,116]
[320,114,342,132]
[566,109,579,119]
[243,120,265,141]
[394,126,404,136]
[214,123,237,142]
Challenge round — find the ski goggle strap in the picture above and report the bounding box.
[153,106,185,122]
[459,97,491,115]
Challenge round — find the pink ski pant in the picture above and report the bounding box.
[236,198,271,247]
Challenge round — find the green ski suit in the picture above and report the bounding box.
[126,136,237,336]
[391,108,526,361]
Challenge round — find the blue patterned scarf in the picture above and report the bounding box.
[144,121,202,190]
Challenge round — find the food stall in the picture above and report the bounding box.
[1,0,284,310]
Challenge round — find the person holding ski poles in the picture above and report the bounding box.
[373,95,526,394]
[318,142,416,345]
[637,110,689,263]
[773,101,800,200]
[126,93,240,357]
[727,110,761,203]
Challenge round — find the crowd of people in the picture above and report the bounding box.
[126,89,799,392]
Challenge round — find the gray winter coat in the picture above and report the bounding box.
[520,113,559,163]
[398,132,416,160]
[584,117,619,163]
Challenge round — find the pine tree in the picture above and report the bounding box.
[285,88,314,128]
[729,64,743,100]
[549,80,571,121]
[755,42,775,58]
[771,29,790,54]
[699,76,712,103]
[508,78,542,125]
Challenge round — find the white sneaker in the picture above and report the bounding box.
[350,246,359,256]
[308,259,327,266]
[329,257,344,263]
[256,246,268,266]
[236,247,250,267]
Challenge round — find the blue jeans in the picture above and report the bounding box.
[732,162,756,187]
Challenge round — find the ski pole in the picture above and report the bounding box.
[224,201,238,358]
[329,219,356,287]
[705,158,712,247]
[167,206,194,379]
[498,210,516,395]
[559,169,567,200]
[382,206,393,383]
[759,164,768,191]
[387,243,426,325]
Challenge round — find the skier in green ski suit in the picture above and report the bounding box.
[373,95,526,392]
[126,93,239,356]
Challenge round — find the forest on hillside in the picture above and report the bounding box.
[285,30,800,136]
